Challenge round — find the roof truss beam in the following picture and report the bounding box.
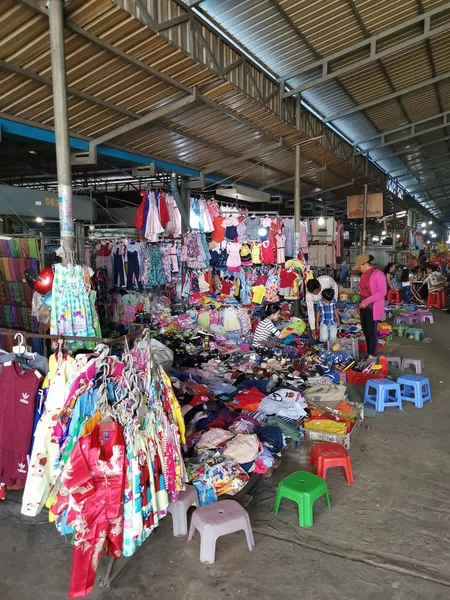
[376,135,450,161]
[203,139,283,174]
[326,71,450,122]
[282,3,450,97]
[90,93,198,148]
[355,111,450,154]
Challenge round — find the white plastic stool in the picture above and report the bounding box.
[386,356,402,370]
[167,485,199,536]
[187,499,255,564]
[401,357,423,374]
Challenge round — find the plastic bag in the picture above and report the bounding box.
[149,338,174,371]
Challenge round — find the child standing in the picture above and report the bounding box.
[315,288,340,343]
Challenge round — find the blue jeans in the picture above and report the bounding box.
[319,323,337,343]
[402,286,411,303]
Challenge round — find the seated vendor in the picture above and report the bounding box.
[252,304,290,349]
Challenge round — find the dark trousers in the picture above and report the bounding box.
[113,253,125,286]
[360,307,378,356]
[126,251,141,289]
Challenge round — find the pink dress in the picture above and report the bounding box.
[226,242,242,271]
[276,234,286,264]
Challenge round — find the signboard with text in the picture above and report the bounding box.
[347,192,383,219]
[0,185,96,221]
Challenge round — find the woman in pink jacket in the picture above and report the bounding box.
[352,254,387,358]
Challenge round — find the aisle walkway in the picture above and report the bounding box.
[2,312,450,600]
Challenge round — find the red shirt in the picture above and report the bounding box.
[261,240,276,263]
[359,267,375,299]
[279,269,298,288]
[0,362,43,483]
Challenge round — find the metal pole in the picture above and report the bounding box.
[362,184,368,253]
[392,196,397,259]
[294,141,301,318]
[39,232,45,268]
[49,0,75,262]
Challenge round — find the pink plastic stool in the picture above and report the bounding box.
[188,499,255,563]
[168,485,199,536]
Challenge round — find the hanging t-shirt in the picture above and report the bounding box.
[0,362,43,483]
[279,269,298,288]
[261,240,276,264]
[252,284,266,304]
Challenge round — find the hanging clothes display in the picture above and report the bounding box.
[50,264,101,349]
[22,339,186,598]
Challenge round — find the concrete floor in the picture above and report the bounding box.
[2,312,450,600]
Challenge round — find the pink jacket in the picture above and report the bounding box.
[361,268,387,321]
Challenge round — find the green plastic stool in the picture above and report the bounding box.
[274,471,331,527]
[404,327,425,341]
[393,324,409,337]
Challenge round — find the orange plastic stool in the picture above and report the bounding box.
[427,291,445,309]
[387,289,402,304]
[309,442,354,484]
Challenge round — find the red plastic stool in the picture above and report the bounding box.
[427,291,445,309]
[309,442,354,484]
[387,289,402,304]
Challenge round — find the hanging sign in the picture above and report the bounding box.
[347,193,383,218]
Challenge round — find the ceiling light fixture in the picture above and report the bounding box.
[35,217,43,223]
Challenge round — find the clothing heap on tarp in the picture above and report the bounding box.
[0,238,40,334]
[84,238,182,291]
[18,337,186,598]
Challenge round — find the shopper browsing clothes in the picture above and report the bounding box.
[352,253,387,359]
[252,304,291,349]
[305,275,339,340]
[315,288,340,343]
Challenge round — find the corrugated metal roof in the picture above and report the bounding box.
[194,0,450,222]
[0,0,383,214]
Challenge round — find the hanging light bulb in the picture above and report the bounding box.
[422,229,427,234]
[258,227,267,237]
[381,230,386,235]
[432,233,437,238]
[429,220,432,225]
[318,216,325,226]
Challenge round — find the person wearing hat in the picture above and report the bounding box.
[352,253,387,359]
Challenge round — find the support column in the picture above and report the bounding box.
[49,0,75,261]
[362,184,368,253]
[392,196,397,259]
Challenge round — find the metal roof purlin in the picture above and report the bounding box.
[282,3,450,97]
[326,71,450,123]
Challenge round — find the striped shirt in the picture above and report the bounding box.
[252,318,281,347]
[305,275,339,330]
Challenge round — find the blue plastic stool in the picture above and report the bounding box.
[404,328,425,341]
[364,379,403,412]
[397,374,431,408]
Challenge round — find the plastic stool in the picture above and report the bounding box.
[419,310,434,324]
[388,290,402,304]
[394,314,413,325]
[309,442,354,484]
[274,471,331,527]
[392,324,409,337]
[364,379,403,412]
[167,484,199,537]
[398,374,431,408]
[386,356,402,369]
[401,357,423,374]
[404,328,425,341]
[387,289,402,304]
[188,499,255,564]
[408,312,423,325]
[427,291,445,309]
